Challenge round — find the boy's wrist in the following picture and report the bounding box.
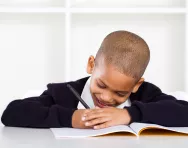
[123,109,131,124]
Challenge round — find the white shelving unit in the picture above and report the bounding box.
[0,0,188,122]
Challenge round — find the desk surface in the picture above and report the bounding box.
[0,126,188,148]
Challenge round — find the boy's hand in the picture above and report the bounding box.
[72,109,93,129]
[82,107,131,129]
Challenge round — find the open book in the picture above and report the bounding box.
[51,122,188,138]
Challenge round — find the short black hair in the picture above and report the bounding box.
[95,30,150,82]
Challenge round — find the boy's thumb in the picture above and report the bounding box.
[95,106,100,109]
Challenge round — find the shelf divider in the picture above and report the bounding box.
[0,7,187,13]
[185,0,188,92]
[65,0,71,81]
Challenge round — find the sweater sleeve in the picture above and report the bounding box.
[1,89,76,128]
[125,83,188,127]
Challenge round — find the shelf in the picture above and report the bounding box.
[71,0,185,8]
[0,7,66,13]
[70,8,187,14]
[0,0,65,7]
[0,7,186,14]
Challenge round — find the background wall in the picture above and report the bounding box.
[0,0,188,125]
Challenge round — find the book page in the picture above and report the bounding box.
[51,125,136,138]
[130,122,188,136]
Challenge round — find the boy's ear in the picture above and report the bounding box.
[86,55,95,74]
[132,78,145,93]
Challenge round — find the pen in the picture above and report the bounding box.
[67,84,90,109]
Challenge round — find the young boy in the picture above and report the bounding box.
[2,30,188,129]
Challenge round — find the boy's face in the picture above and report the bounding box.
[87,55,144,108]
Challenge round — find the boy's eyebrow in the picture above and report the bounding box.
[98,79,130,94]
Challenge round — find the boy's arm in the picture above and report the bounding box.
[125,82,188,127]
[1,89,76,128]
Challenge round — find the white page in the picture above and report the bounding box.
[51,125,136,138]
[130,122,188,135]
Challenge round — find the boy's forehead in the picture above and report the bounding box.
[94,62,135,91]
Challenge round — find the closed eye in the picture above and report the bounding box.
[96,80,128,97]
[97,82,106,89]
[116,93,126,97]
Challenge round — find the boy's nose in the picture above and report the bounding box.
[100,91,113,102]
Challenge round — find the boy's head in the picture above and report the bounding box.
[86,30,150,107]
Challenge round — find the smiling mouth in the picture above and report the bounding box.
[94,96,110,108]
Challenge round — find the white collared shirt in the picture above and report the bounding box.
[77,77,131,109]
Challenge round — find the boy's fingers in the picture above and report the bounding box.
[83,109,91,114]
[84,108,97,112]
[84,117,111,127]
[83,108,104,117]
[82,112,110,121]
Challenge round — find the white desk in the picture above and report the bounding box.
[0,126,188,148]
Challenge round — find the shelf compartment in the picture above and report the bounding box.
[0,13,65,100]
[70,13,185,92]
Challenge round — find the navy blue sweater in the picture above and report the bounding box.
[1,77,188,128]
